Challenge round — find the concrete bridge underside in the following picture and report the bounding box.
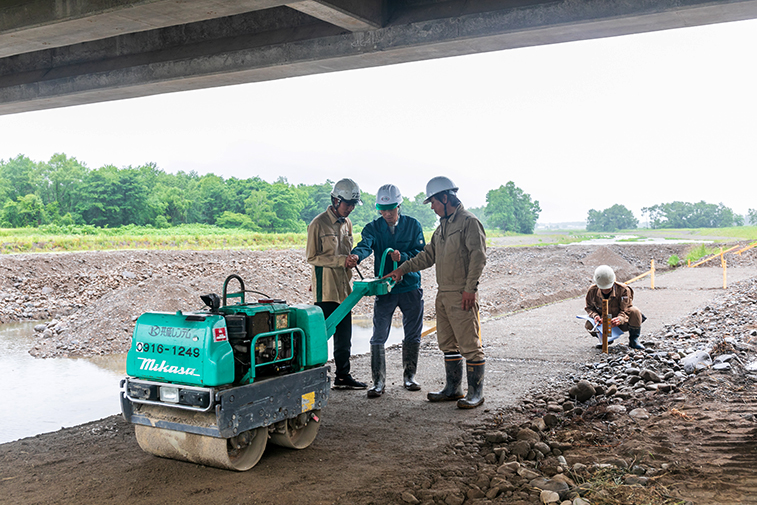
[1,0,757,115]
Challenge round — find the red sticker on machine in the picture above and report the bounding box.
[214,327,228,342]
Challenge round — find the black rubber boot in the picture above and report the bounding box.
[427,353,464,402]
[367,345,386,398]
[457,360,485,409]
[402,341,421,391]
[628,327,644,350]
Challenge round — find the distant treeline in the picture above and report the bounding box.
[587,202,756,232]
[0,154,541,233]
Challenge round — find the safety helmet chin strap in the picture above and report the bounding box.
[331,198,347,222]
[441,193,451,220]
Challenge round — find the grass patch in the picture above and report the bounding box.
[537,234,591,246]
[634,226,757,241]
[689,226,757,240]
[0,224,308,254]
[684,244,718,263]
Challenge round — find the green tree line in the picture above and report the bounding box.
[642,201,745,229]
[587,201,752,232]
[0,154,541,233]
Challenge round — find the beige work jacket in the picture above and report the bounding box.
[398,204,486,293]
[306,207,354,303]
[585,282,635,325]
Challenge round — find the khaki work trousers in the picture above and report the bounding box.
[435,291,484,362]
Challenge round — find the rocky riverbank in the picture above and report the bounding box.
[397,275,757,504]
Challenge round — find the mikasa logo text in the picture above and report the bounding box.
[138,357,200,376]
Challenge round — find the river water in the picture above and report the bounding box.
[563,234,711,246]
[0,318,426,444]
[0,322,126,445]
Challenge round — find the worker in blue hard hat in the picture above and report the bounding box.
[385,176,487,409]
[352,184,426,398]
[306,178,367,390]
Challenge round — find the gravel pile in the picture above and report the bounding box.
[397,275,757,505]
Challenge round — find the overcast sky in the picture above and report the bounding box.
[1,18,756,224]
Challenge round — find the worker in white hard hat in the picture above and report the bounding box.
[352,184,426,398]
[385,176,487,409]
[306,178,368,389]
[585,265,645,350]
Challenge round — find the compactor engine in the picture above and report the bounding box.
[121,262,395,471]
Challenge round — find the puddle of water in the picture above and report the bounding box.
[1,318,433,444]
[328,318,434,358]
[563,235,711,246]
[0,322,126,445]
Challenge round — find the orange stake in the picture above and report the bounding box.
[723,257,727,289]
[602,299,609,354]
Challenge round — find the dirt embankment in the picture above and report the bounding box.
[0,243,718,358]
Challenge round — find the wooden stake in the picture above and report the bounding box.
[723,257,727,289]
[602,299,609,354]
[650,259,655,289]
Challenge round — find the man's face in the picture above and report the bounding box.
[335,199,357,218]
[379,206,399,226]
[430,195,446,217]
[600,287,612,295]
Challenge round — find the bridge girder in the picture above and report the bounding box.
[1,0,756,115]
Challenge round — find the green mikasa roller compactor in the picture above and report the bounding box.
[121,251,396,471]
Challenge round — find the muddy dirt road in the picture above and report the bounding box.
[1,244,755,505]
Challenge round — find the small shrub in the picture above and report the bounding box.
[667,254,680,267]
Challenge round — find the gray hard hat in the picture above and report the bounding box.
[423,176,458,204]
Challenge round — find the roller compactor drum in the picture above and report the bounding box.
[121,253,396,471]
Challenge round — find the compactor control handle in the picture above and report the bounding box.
[378,248,399,279]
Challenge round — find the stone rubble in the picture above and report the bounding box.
[398,276,757,504]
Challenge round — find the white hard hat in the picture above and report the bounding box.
[375,184,403,210]
[594,265,616,290]
[423,176,458,204]
[331,178,362,205]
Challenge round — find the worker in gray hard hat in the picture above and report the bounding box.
[306,178,368,389]
[352,184,426,398]
[385,176,487,409]
[585,265,645,350]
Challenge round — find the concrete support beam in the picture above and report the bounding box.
[2,0,757,115]
[287,0,384,31]
[0,0,292,58]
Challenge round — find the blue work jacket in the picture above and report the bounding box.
[352,214,426,294]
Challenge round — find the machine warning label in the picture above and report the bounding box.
[214,327,228,342]
[301,392,315,412]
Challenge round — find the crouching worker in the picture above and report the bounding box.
[585,265,645,350]
[352,184,426,398]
